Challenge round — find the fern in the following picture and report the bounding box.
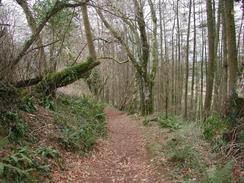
[157,115,182,130]
[35,147,60,159]
[202,114,228,141]
[201,162,233,183]
[2,111,28,142]
[20,96,37,113]
[0,147,51,182]
[55,95,106,152]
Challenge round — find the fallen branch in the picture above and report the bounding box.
[14,76,43,88]
[35,57,100,95]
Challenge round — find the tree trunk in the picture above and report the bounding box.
[0,1,87,80]
[96,0,156,115]
[221,4,228,103]
[191,0,196,118]
[81,3,97,60]
[81,2,103,98]
[184,0,192,120]
[35,58,99,95]
[204,0,216,116]
[14,76,43,88]
[213,0,221,112]
[176,0,182,114]
[224,0,238,96]
[137,74,153,115]
[16,0,47,75]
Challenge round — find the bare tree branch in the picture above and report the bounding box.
[95,7,143,75]
[98,57,129,64]
[25,40,60,55]
[1,0,88,77]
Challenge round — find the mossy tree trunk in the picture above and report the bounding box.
[34,58,99,95]
[81,2,103,98]
[137,73,154,115]
[0,58,99,116]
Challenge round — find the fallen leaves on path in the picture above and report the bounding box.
[52,107,169,183]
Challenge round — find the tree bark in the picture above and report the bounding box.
[35,58,99,95]
[137,74,153,115]
[204,0,216,116]
[14,77,43,88]
[213,0,221,111]
[1,1,86,79]
[224,0,238,96]
[191,0,196,118]
[221,4,228,103]
[184,0,192,120]
[81,2,102,98]
[16,0,47,75]
[176,0,182,114]
[96,0,158,115]
[81,3,97,60]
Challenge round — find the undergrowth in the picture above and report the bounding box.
[202,114,229,142]
[0,146,58,183]
[163,123,206,181]
[0,93,107,182]
[154,114,234,183]
[54,94,107,153]
[0,111,28,143]
[157,114,182,130]
[200,162,233,183]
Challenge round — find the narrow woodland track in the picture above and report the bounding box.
[53,107,169,183]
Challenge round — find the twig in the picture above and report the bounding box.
[25,40,60,54]
[98,56,129,64]
[30,124,53,135]
[72,38,118,65]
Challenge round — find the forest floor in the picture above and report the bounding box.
[52,107,171,183]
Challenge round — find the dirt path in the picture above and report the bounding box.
[53,107,169,183]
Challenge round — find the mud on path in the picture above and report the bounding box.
[53,107,169,183]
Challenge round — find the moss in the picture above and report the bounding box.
[35,58,99,95]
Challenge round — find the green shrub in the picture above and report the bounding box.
[35,147,60,159]
[55,95,107,152]
[20,96,36,113]
[80,124,96,151]
[212,137,228,152]
[202,114,228,141]
[2,112,28,142]
[58,127,84,151]
[0,137,9,150]
[40,96,54,110]
[201,162,233,183]
[165,137,203,171]
[0,147,50,183]
[126,99,139,115]
[237,130,244,143]
[58,120,105,152]
[226,90,243,125]
[157,115,182,130]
